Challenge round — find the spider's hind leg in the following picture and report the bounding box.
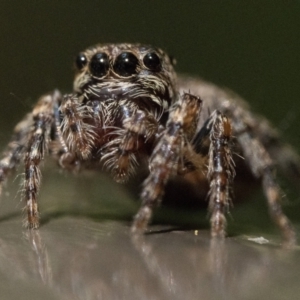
[0,113,33,195]
[234,118,296,247]
[255,118,300,186]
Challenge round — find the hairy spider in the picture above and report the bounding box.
[0,43,299,246]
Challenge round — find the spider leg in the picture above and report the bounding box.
[0,113,33,194]
[101,109,159,182]
[0,91,61,196]
[23,91,61,228]
[131,93,202,234]
[253,118,300,186]
[234,119,296,246]
[206,111,235,238]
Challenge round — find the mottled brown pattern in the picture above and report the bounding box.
[0,43,298,246]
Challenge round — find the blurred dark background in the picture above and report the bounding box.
[0,1,299,137]
[0,1,299,230]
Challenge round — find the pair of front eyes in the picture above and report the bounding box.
[75,51,162,78]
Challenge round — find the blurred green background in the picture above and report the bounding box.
[0,1,299,231]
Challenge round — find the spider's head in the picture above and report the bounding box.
[73,43,177,111]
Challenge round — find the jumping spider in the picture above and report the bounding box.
[0,43,298,246]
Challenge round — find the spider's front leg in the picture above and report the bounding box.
[206,111,235,238]
[131,93,202,234]
[24,91,62,228]
[0,91,61,228]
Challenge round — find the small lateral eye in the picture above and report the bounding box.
[143,52,161,72]
[75,53,87,70]
[113,52,139,77]
[90,52,110,78]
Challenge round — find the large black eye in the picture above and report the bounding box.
[143,52,161,72]
[90,53,110,78]
[113,52,139,77]
[75,53,87,70]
